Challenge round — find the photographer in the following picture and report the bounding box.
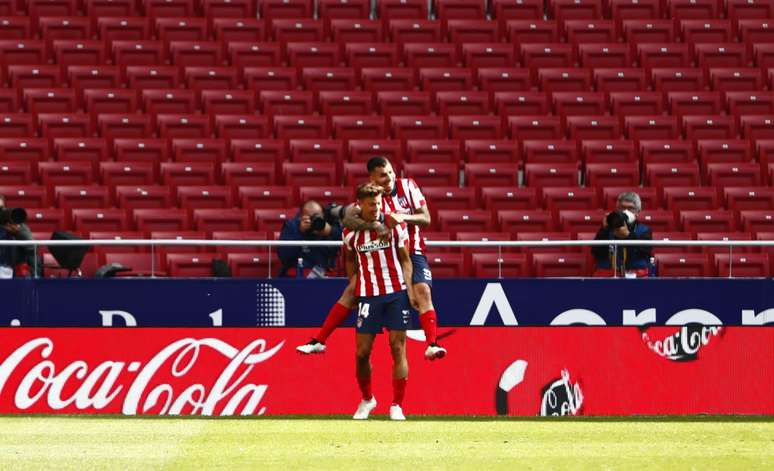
[591,192,653,278]
[0,195,37,279]
[278,200,343,278]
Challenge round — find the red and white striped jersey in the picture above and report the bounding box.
[382,178,427,255]
[343,222,410,297]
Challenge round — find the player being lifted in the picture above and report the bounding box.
[344,183,415,420]
[297,157,447,360]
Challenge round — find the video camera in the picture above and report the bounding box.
[0,207,27,226]
[309,203,346,233]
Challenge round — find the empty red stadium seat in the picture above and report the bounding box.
[213,18,265,43]
[538,68,592,93]
[532,253,590,277]
[100,161,157,186]
[418,67,474,93]
[437,209,493,233]
[171,138,228,164]
[651,68,705,92]
[160,162,216,187]
[639,209,679,232]
[423,253,466,277]
[192,208,251,232]
[227,253,273,277]
[664,187,721,211]
[739,210,774,233]
[471,253,530,278]
[724,187,774,210]
[319,91,374,116]
[582,140,637,164]
[165,253,221,277]
[406,140,462,164]
[498,209,555,233]
[477,68,531,94]
[681,209,737,233]
[655,253,714,277]
[524,162,579,187]
[72,208,129,232]
[221,162,276,186]
[566,116,622,140]
[282,162,337,186]
[289,139,345,165]
[115,185,173,209]
[215,115,270,140]
[177,186,234,209]
[331,116,389,140]
[543,187,600,210]
[509,116,564,140]
[594,68,649,92]
[348,139,403,163]
[481,187,539,212]
[0,185,50,207]
[403,162,459,186]
[185,67,241,91]
[238,186,296,209]
[230,43,284,69]
[298,186,353,207]
[523,140,579,164]
[465,140,520,164]
[98,114,153,139]
[715,253,771,277]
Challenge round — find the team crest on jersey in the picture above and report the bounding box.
[357,239,391,253]
[396,196,409,208]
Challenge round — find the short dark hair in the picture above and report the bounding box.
[366,156,390,174]
[356,183,383,201]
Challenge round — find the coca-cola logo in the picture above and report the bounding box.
[0,337,284,416]
[641,325,723,362]
[539,369,583,417]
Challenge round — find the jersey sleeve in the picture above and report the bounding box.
[407,178,427,209]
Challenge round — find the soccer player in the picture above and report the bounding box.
[297,157,447,360]
[345,183,416,420]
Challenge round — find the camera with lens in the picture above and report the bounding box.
[307,203,346,233]
[0,207,27,226]
[606,209,635,230]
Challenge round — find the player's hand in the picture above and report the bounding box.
[299,215,312,233]
[385,212,402,229]
[375,222,391,242]
[3,224,20,236]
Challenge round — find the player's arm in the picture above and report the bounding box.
[387,204,431,229]
[342,204,390,240]
[397,246,418,309]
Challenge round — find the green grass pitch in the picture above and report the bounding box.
[0,416,770,470]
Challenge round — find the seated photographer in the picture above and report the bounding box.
[591,192,653,278]
[0,195,37,279]
[278,200,344,278]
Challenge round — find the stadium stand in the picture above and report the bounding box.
[0,0,771,278]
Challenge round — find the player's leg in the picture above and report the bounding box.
[353,297,382,419]
[297,277,357,354]
[388,329,408,420]
[385,292,410,420]
[411,254,447,360]
[353,332,377,420]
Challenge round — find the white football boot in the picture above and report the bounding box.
[353,397,377,420]
[296,339,326,355]
[389,404,406,421]
[424,343,447,360]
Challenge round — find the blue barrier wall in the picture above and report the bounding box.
[3,278,773,327]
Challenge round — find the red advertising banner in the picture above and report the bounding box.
[0,327,770,416]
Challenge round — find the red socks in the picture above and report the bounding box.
[316,302,351,343]
[392,378,407,406]
[419,309,438,344]
[357,375,373,401]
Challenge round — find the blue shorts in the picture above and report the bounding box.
[356,291,412,334]
[411,254,433,287]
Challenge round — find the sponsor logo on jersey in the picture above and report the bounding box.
[357,239,391,253]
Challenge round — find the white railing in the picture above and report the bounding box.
[2,238,773,279]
